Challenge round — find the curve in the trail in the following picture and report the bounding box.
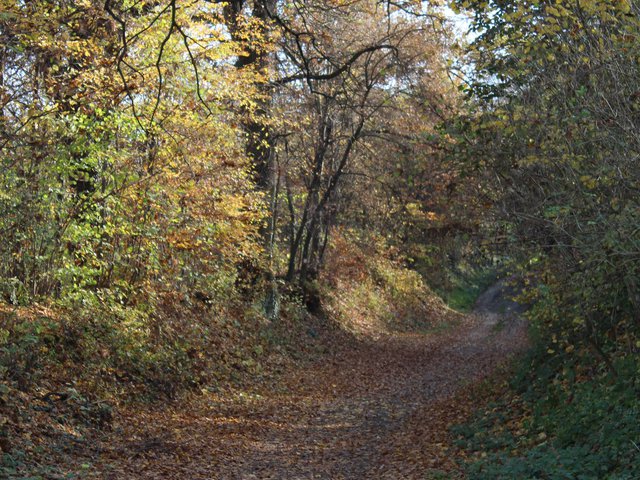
[99,285,528,480]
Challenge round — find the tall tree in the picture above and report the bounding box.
[267,0,454,286]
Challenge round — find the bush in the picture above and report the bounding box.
[457,354,640,480]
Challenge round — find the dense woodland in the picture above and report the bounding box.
[0,0,639,478]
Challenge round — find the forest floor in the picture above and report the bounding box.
[80,282,528,480]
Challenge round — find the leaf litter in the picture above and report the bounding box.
[88,303,528,479]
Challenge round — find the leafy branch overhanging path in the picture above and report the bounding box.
[96,286,528,479]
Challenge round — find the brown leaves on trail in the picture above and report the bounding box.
[1,284,528,479]
[373,383,488,478]
[85,305,527,479]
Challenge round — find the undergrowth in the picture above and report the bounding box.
[455,348,640,480]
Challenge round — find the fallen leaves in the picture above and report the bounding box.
[84,307,527,479]
[2,286,529,479]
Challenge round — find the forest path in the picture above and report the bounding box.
[98,284,528,479]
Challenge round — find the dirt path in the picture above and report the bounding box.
[97,285,528,479]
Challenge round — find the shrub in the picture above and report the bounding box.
[457,354,640,480]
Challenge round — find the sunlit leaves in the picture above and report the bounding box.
[0,0,269,305]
